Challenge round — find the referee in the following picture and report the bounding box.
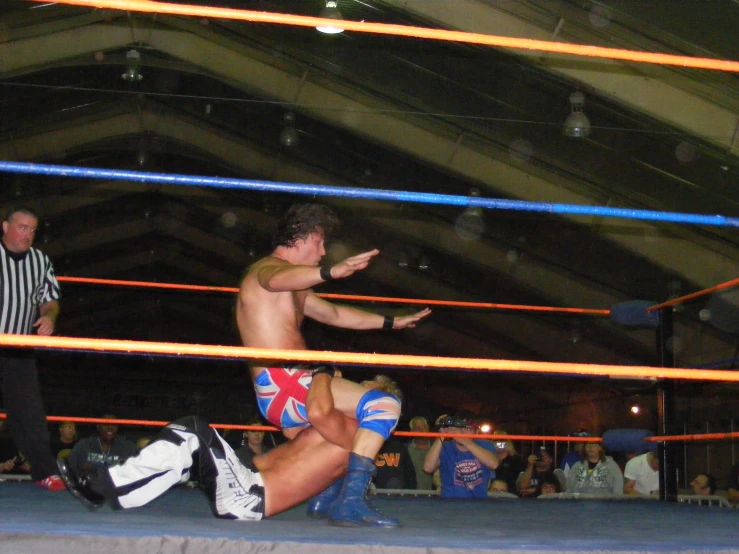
[0,206,64,490]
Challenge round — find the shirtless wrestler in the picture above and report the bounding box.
[236,203,430,527]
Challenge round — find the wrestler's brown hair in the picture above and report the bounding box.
[272,203,340,249]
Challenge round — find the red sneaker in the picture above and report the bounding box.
[36,474,67,491]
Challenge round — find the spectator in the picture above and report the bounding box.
[423,412,499,498]
[612,450,641,474]
[489,478,510,494]
[234,417,273,471]
[0,206,64,491]
[727,461,739,506]
[537,475,562,496]
[135,436,152,453]
[492,430,525,496]
[517,446,565,497]
[221,428,244,451]
[1,410,30,475]
[374,436,417,490]
[623,450,660,496]
[50,421,79,461]
[67,415,137,475]
[565,437,623,495]
[688,473,716,496]
[407,416,434,491]
[560,430,588,476]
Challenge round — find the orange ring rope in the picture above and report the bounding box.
[391,432,600,443]
[321,294,610,315]
[58,276,237,294]
[43,415,279,432]
[57,276,610,315]
[6,413,739,443]
[646,432,739,443]
[2,333,739,382]
[31,0,739,73]
[646,277,739,312]
[0,413,599,441]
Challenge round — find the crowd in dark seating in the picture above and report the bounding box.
[363,408,738,506]
[1,403,737,508]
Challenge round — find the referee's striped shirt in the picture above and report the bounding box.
[0,240,61,335]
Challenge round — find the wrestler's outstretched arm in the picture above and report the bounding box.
[257,249,380,292]
[305,291,431,331]
[255,413,359,517]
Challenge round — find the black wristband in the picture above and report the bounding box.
[319,264,333,281]
[311,365,335,378]
[383,315,394,331]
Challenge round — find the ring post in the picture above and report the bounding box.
[656,306,678,502]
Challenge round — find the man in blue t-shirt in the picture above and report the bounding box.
[423,412,499,498]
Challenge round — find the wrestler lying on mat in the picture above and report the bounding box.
[58,375,402,525]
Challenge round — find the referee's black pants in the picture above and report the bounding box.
[0,350,57,481]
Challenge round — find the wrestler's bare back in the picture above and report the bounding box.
[236,256,310,377]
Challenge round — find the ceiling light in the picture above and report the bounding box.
[279,112,300,147]
[563,91,590,138]
[455,188,485,241]
[280,127,299,147]
[398,251,409,269]
[121,49,143,82]
[667,280,684,313]
[316,1,344,34]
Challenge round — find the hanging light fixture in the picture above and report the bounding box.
[316,1,344,34]
[279,112,300,147]
[455,188,485,241]
[135,137,148,167]
[121,49,143,82]
[667,280,684,313]
[563,91,591,138]
[397,251,409,269]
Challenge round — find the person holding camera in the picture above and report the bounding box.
[491,430,526,496]
[517,446,566,497]
[422,412,499,498]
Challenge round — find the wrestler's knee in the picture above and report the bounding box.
[356,389,401,440]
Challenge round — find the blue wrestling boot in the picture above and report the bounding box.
[327,453,400,528]
[306,477,344,519]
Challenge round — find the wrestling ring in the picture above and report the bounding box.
[1,1,739,553]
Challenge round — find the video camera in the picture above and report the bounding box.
[437,416,469,429]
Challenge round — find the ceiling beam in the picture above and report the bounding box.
[382,0,739,155]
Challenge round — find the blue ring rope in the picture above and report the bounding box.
[2,161,738,227]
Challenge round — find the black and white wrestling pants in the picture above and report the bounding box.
[97,416,265,520]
